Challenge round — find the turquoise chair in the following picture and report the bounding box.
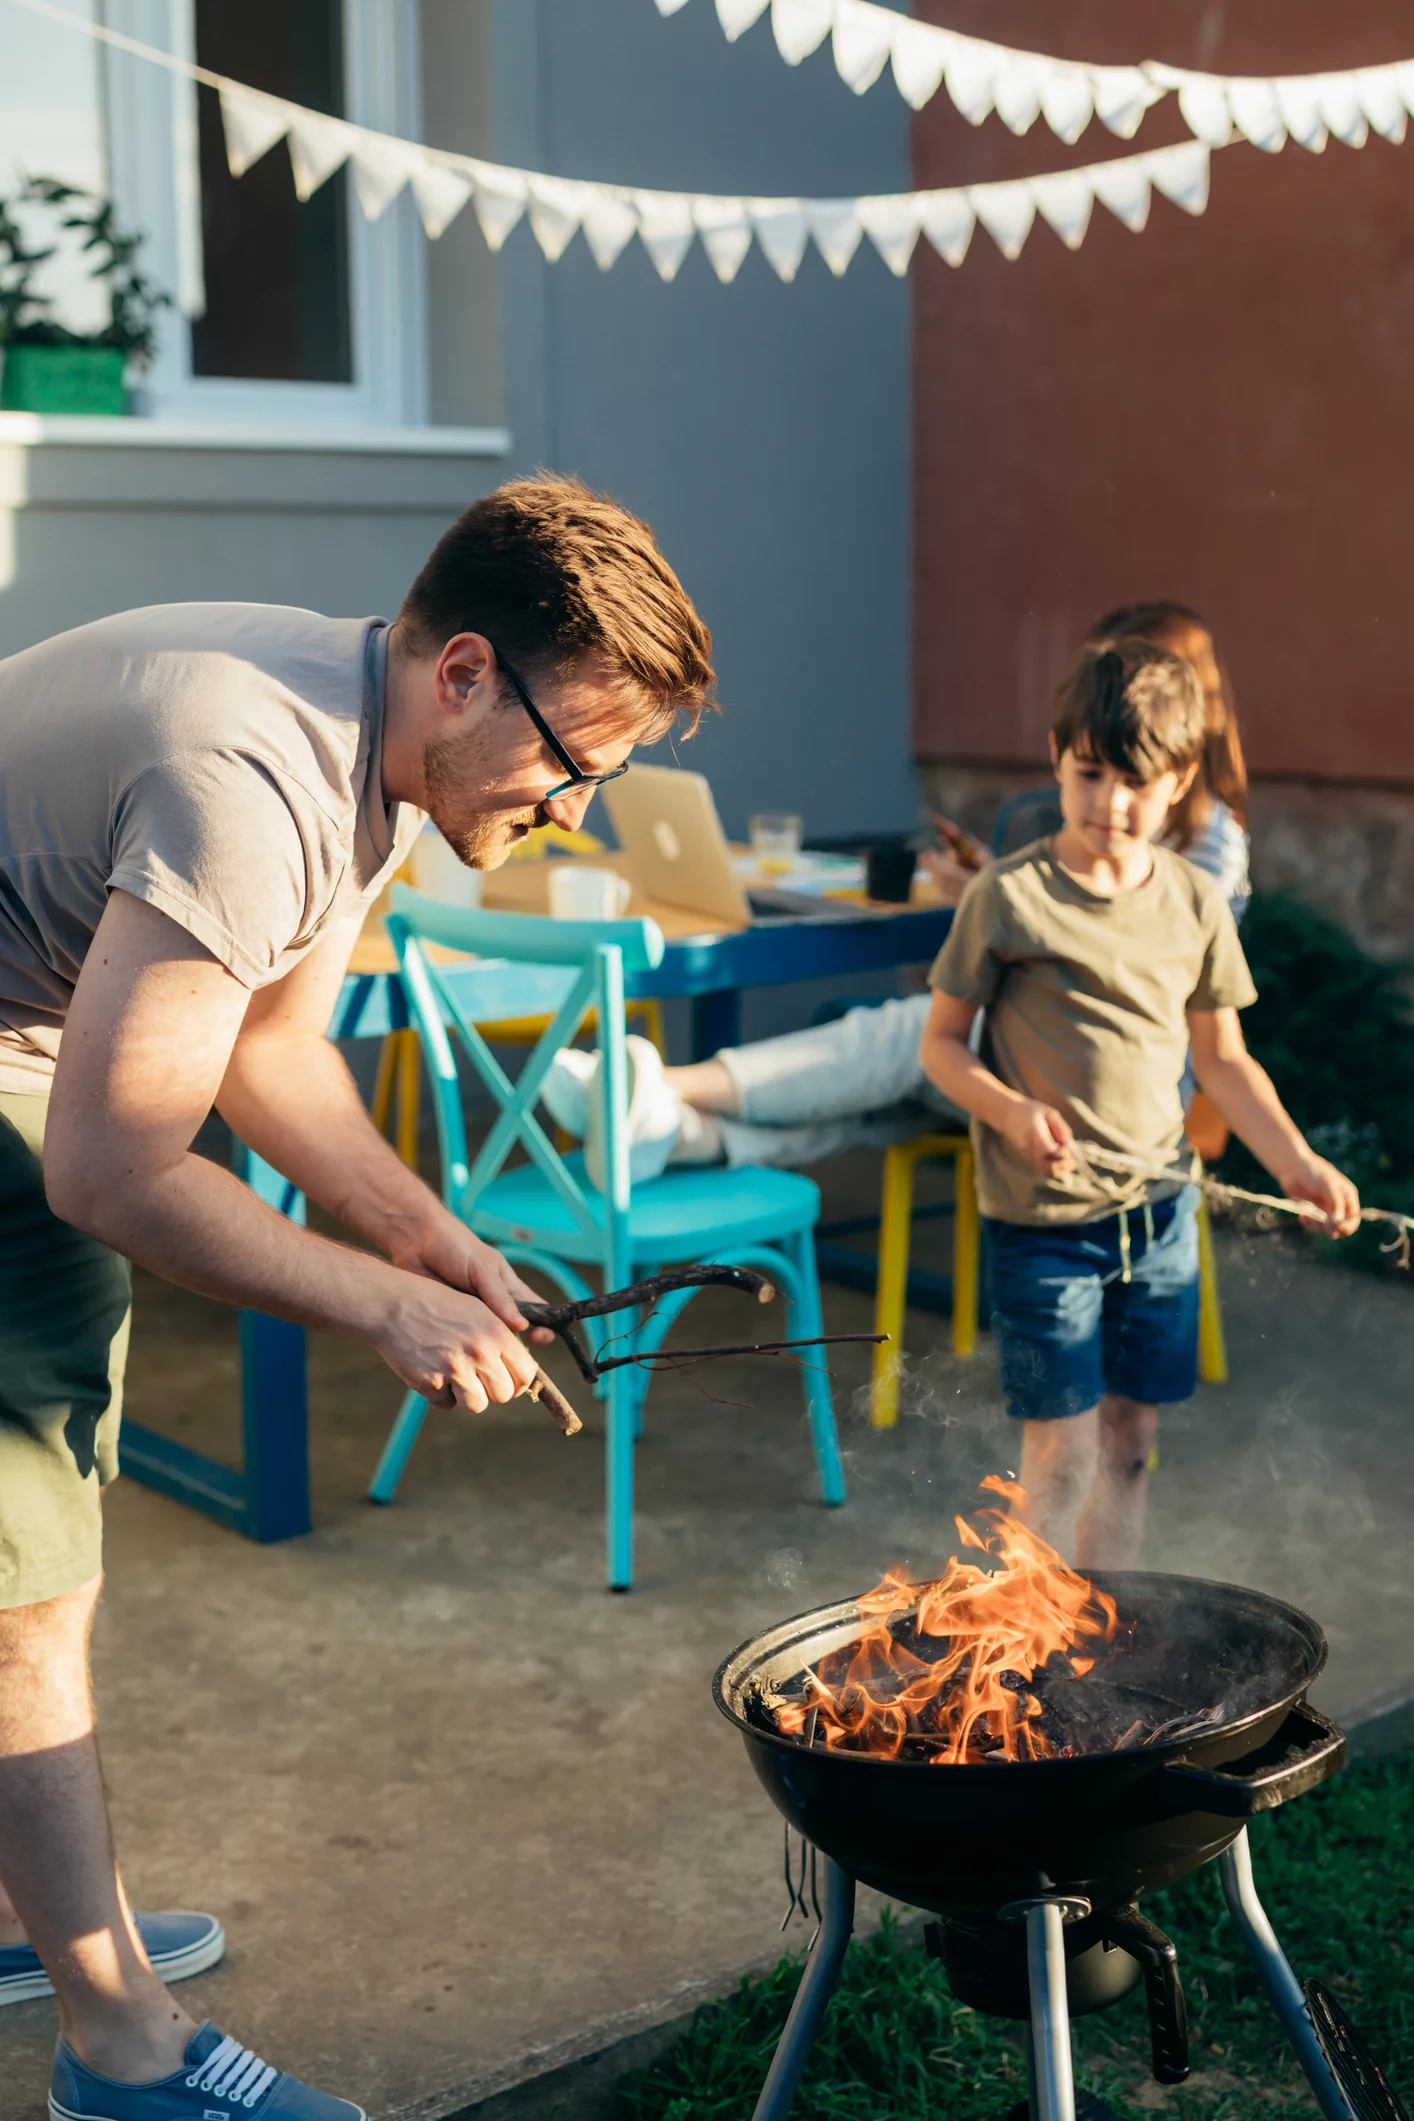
[367,886,846,1589]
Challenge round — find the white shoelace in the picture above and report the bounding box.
[186,2034,279,2108]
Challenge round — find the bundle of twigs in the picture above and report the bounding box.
[1063,1139,1414,1269]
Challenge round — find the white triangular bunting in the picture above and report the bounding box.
[581,192,640,270]
[1315,73,1368,147]
[805,198,864,276]
[693,197,754,281]
[1273,76,1328,152]
[1088,156,1151,232]
[919,187,974,267]
[1176,74,1234,146]
[655,0,692,13]
[992,56,1048,137]
[970,179,1036,259]
[217,84,294,177]
[1227,78,1285,153]
[286,111,356,202]
[944,39,997,127]
[1391,60,1414,117]
[856,193,922,274]
[832,0,894,96]
[1090,66,1159,139]
[1040,68,1094,147]
[467,164,527,250]
[889,18,949,110]
[635,192,697,280]
[771,0,833,66]
[1355,67,1408,144]
[410,161,474,238]
[717,0,771,35]
[350,134,417,219]
[1029,168,1094,251]
[1145,141,1210,216]
[527,174,588,261]
[749,198,811,280]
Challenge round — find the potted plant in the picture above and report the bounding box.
[0,177,170,416]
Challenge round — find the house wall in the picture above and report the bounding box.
[911,0,1414,952]
[485,0,915,846]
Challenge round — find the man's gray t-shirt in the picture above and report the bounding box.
[0,602,425,1095]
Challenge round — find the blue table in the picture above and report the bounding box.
[119,902,954,1539]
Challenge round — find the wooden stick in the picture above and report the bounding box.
[526,1364,582,1437]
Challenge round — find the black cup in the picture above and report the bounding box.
[865,841,917,903]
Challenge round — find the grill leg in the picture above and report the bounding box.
[1026,1902,1078,2121]
[750,1858,855,2121]
[1219,1828,1352,2121]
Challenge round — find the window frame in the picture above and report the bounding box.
[102,0,428,429]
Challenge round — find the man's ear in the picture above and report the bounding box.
[434,632,496,720]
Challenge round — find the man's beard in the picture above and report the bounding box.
[421,725,553,870]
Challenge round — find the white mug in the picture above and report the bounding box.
[549,864,632,921]
[408,824,483,909]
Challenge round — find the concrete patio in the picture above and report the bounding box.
[1,1156,1411,2121]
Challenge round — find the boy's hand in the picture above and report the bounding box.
[1276,1153,1362,1238]
[1002,1099,1076,1177]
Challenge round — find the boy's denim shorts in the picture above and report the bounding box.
[984,1186,1201,1423]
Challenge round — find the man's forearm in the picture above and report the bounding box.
[217,1034,447,1265]
[1194,1051,1309,1181]
[53,1140,410,1344]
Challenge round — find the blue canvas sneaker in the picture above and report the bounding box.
[50,2020,366,2121]
[0,1911,225,2005]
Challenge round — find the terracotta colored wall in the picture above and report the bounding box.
[913,1,1414,787]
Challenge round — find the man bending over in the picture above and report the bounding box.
[0,476,712,2116]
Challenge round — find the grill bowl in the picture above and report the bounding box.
[714,1570,1335,1916]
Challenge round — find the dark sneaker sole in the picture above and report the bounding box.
[5,1919,226,2005]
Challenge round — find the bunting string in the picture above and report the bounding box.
[3,0,1213,280]
[655,0,1414,156]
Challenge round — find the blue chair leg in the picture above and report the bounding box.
[606,1363,636,1591]
[368,1390,429,1504]
[784,1229,847,1507]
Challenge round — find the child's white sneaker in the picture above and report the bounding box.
[585,1035,684,1192]
[540,1047,597,1138]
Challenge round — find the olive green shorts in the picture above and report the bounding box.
[0,1090,130,1609]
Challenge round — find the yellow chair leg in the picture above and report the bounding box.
[952,1143,979,1360]
[1196,1195,1229,1385]
[394,1027,421,1169]
[371,1033,397,1138]
[871,1143,918,1429]
[628,997,667,1056]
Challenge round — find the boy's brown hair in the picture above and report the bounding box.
[399,473,716,737]
[1053,637,1206,782]
[1089,599,1248,842]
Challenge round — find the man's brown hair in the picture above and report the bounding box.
[399,474,715,735]
[1053,637,1206,781]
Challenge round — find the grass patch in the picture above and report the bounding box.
[622,1755,1414,2121]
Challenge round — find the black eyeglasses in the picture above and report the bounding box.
[494,648,630,801]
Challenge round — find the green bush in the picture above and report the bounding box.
[1219,890,1414,1272]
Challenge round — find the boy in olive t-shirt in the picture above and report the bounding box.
[922,639,1359,1569]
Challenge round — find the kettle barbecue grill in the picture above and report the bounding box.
[714,1573,1407,2121]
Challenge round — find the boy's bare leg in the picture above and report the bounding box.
[0,1577,196,2079]
[1017,1412,1100,1562]
[662,1057,739,1113]
[1075,1394,1159,1570]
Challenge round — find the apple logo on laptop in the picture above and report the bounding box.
[652,820,682,863]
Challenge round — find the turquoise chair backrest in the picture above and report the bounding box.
[385,884,667,1276]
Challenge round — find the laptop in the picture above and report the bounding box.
[601,765,858,925]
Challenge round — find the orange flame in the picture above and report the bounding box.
[776,1477,1118,1764]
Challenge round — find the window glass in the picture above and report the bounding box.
[190,0,352,384]
[1,0,110,336]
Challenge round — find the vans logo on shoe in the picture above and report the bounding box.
[204,2109,230,2118]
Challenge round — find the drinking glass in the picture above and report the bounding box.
[750,812,803,877]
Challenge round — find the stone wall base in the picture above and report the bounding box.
[918,760,1414,961]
